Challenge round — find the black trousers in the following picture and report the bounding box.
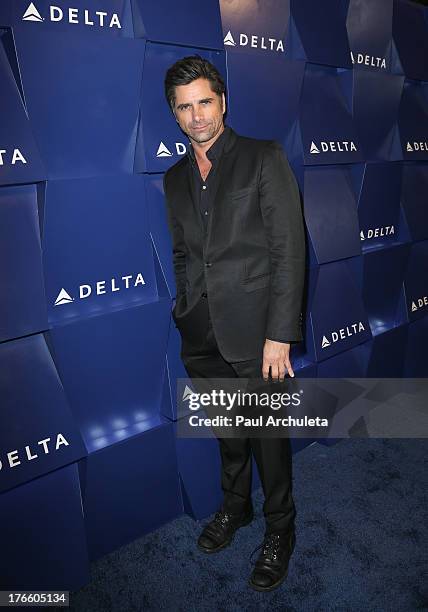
[179,294,296,535]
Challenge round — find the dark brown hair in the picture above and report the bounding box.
[164,54,226,112]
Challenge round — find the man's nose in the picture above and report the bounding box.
[192,108,204,123]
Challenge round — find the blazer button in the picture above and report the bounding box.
[205,262,212,267]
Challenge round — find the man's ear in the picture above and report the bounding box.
[222,93,226,115]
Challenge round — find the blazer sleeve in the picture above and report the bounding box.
[258,141,305,343]
[163,172,188,297]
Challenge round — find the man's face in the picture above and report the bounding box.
[173,77,226,146]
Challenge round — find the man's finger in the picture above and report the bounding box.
[285,359,295,378]
[262,362,271,381]
[271,362,280,382]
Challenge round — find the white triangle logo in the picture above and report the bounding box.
[360,230,365,241]
[310,141,320,154]
[54,288,74,306]
[182,385,195,401]
[406,142,413,152]
[22,2,44,22]
[224,30,236,46]
[156,141,173,157]
[411,301,417,312]
[321,335,331,348]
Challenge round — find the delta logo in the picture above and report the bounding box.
[0,433,69,472]
[182,385,195,401]
[22,2,122,28]
[321,321,366,348]
[360,225,395,241]
[223,30,284,53]
[0,148,27,166]
[410,295,428,313]
[350,51,386,70]
[156,141,187,158]
[406,141,428,153]
[54,273,146,306]
[310,141,358,155]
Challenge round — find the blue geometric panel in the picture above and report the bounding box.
[81,420,182,561]
[404,316,428,377]
[42,175,157,326]
[0,334,86,494]
[0,183,48,342]
[0,463,89,591]
[300,64,363,165]
[136,42,226,173]
[392,0,428,81]
[290,0,351,68]
[145,174,175,299]
[366,324,408,377]
[352,70,404,161]
[299,265,319,364]
[399,80,428,161]
[47,300,171,453]
[226,52,305,145]
[403,240,428,322]
[12,25,144,179]
[175,436,222,520]
[304,165,361,265]
[152,242,171,300]
[0,31,45,186]
[0,3,11,23]
[1,1,133,37]
[220,0,290,57]
[357,163,404,251]
[162,320,190,421]
[358,245,409,336]
[401,163,428,242]
[317,341,370,377]
[133,0,223,48]
[346,0,393,72]
[309,259,372,361]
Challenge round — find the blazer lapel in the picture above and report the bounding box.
[205,128,238,248]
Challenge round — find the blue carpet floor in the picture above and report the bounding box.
[69,439,427,611]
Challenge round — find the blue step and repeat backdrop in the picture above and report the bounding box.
[0,0,427,591]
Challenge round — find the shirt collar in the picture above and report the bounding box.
[187,125,231,165]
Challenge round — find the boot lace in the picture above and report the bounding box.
[213,511,230,526]
[249,533,281,565]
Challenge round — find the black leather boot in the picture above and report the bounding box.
[197,508,254,553]
[248,529,296,591]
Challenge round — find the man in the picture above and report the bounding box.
[162,55,306,592]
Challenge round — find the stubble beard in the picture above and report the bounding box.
[188,120,222,145]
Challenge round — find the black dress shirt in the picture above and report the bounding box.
[187,124,231,231]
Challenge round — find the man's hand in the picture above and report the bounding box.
[262,339,294,381]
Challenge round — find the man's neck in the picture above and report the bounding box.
[191,124,225,164]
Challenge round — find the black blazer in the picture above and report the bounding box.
[163,126,306,362]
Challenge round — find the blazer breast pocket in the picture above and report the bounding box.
[228,185,257,201]
[242,272,271,292]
